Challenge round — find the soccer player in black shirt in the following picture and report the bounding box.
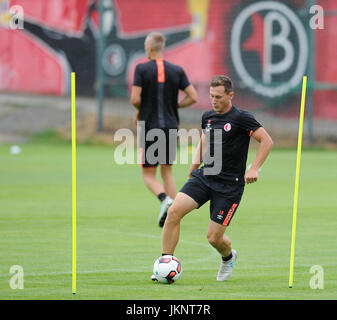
[130,32,198,227]
[155,75,273,282]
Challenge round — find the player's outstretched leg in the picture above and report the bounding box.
[152,192,198,281]
[162,192,199,254]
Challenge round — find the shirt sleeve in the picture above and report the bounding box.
[240,111,262,136]
[179,68,191,90]
[201,112,208,134]
[201,113,205,129]
[133,64,143,87]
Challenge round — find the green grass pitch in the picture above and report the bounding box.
[0,142,336,300]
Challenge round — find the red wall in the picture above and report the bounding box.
[0,0,336,119]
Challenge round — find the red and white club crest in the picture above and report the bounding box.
[224,123,231,132]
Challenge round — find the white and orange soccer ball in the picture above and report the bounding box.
[153,255,182,284]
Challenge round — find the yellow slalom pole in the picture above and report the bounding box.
[289,76,307,288]
[71,72,77,295]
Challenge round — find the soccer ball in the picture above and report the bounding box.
[153,255,182,284]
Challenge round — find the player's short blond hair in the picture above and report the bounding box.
[146,32,166,52]
[210,75,233,93]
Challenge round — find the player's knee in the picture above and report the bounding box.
[207,232,220,247]
[166,205,181,224]
[206,231,226,248]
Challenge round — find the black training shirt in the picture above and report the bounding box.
[133,59,190,129]
[194,106,262,187]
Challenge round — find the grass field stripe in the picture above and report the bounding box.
[71,72,77,294]
[289,75,307,288]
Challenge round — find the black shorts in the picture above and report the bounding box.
[180,175,244,226]
[138,127,177,168]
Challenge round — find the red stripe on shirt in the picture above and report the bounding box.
[156,59,165,83]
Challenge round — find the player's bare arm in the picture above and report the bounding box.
[244,127,273,184]
[178,84,198,108]
[130,85,142,123]
[130,85,142,109]
[188,132,207,177]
